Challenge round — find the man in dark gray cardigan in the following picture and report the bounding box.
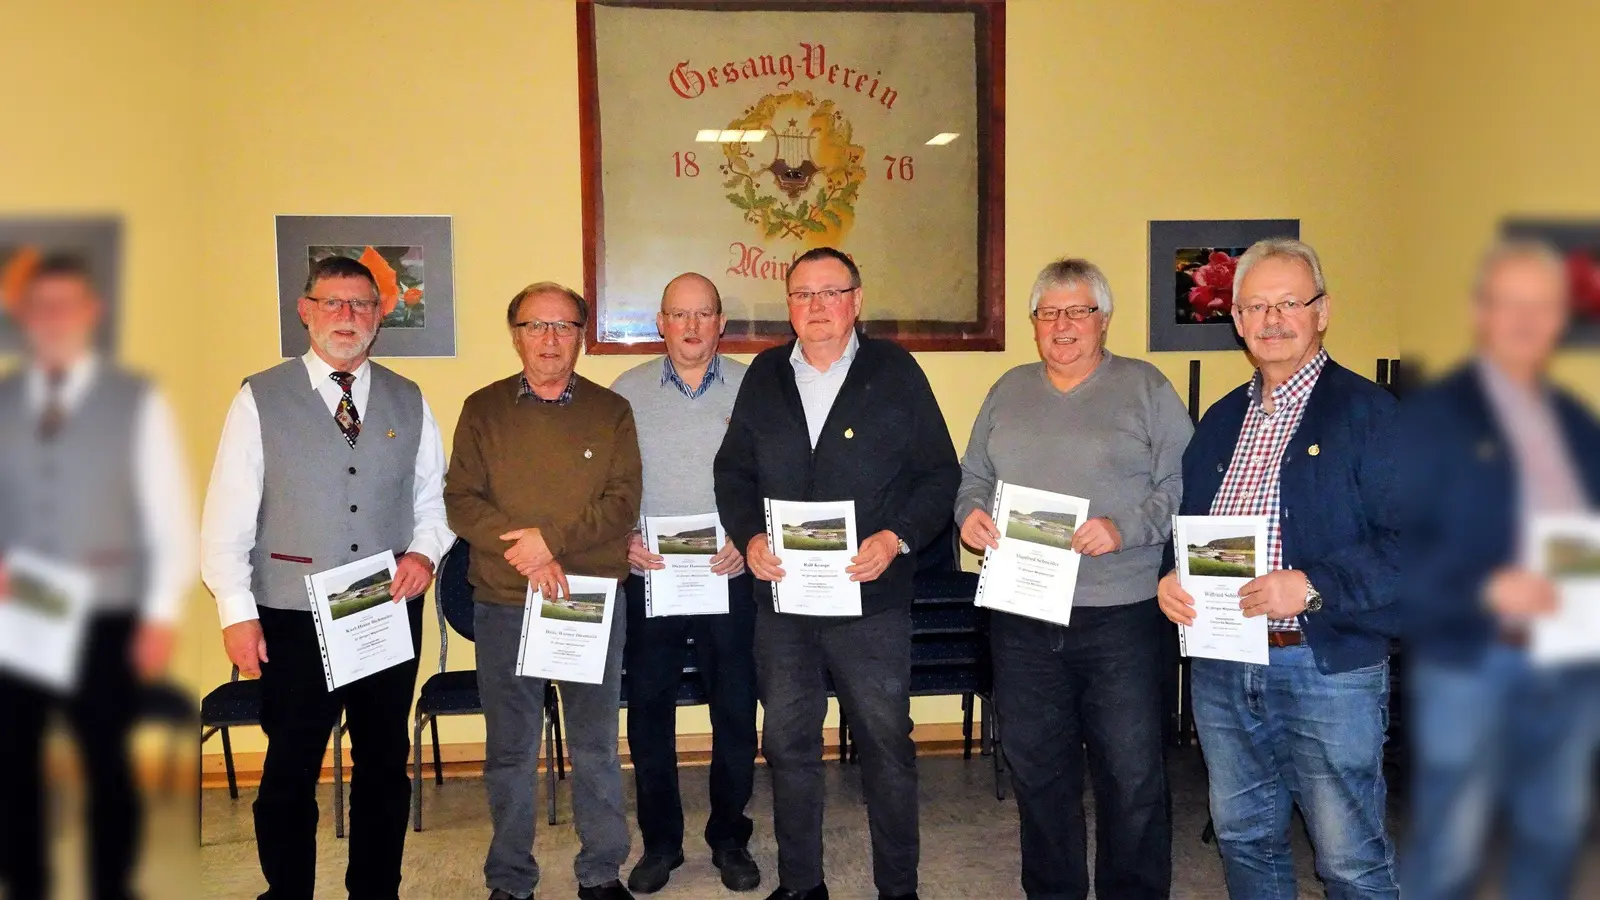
[714,247,960,900]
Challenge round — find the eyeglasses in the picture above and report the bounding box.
[306,296,380,315]
[1031,305,1099,322]
[513,319,582,338]
[662,310,719,324]
[1236,293,1325,318]
[786,286,858,305]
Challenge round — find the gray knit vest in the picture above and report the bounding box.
[245,359,422,611]
[0,365,148,611]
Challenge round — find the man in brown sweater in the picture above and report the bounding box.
[445,282,642,900]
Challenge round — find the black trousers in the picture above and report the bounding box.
[254,598,423,900]
[0,613,141,900]
[623,572,758,854]
[991,600,1173,900]
[756,604,918,896]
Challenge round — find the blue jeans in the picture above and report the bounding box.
[1403,646,1600,900]
[1192,646,1397,900]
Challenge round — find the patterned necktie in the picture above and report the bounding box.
[330,371,360,448]
[37,369,67,441]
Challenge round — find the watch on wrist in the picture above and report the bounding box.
[897,538,912,556]
[1303,578,1323,614]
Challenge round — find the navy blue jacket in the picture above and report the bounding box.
[1180,358,1401,674]
[1400,363,1600,665]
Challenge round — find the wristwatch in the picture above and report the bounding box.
[897,538,912,556]
[1303,578,1323,614]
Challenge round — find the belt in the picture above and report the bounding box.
[1267,630,1305,648]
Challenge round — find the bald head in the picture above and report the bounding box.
[660,271,722,314]
[657,272,727,373]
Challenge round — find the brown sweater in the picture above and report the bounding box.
[444,372,642,607]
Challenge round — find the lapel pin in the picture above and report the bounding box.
[1308,444,1320,457]
[386,429,396,439]
[584,448,593,459]
[844,428,855,439]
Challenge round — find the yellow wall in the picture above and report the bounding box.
[11,0,1413,756]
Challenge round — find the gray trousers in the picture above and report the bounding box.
[475,598,630,895]
[756,604,919,895]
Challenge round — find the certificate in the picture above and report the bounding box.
[764,499,861,616]
[974,481,1090,626]
[644,513,730,617]
[517,575,619,684]
[304,551,414,691]
[1174,515,1271,665]
[1528,514,1600,666]
[0,549,94,692]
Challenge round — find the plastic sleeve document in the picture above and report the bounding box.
[974,481,1090,627]
[517,574,619,684]
[1528,514,1600,667]
[644,513,730,617]
[1173,515,1271,665]
[0,549,95,692]
[304,551,414,690]
[763,499,861,616]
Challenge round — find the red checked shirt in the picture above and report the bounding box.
[1208,348,1329,632]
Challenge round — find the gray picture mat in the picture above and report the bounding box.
[1502,218,1600,347]
[1148,219,1300,352]
[275,215,455,358]
[0,217,121,355]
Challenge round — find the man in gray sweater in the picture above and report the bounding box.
[609,273,760,895]
[956,258,1192,900]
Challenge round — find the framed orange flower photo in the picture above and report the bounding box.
[276,215,455,358]
[0,217,121,355]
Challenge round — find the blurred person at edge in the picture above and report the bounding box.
[1399,240,1600,900]
[0,253,197,900]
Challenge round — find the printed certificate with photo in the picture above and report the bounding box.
[517,575,620,684]
[1173,515,1271,665]
[304,551,413,691]
[1528,514,1600,666]
[0,549,94,692]
[644,513,730,617]
[974,482,1090,626]
[764,499,861,616]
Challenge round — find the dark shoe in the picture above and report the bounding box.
[762,885,828,900]
[713,847,762,891]
[579,878,637,900]
[626,851,684,893]
[488,891,532,900]
[878,894,919,900]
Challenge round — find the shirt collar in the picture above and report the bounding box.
[1476,355,1552,408]
[660,353,724,397]
[26,352,98,408]
[301,349,370,390]
[518,371,578,406]
[790,329,860,375]
[1249,347,1329,410]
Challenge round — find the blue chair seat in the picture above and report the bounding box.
[417,670,481,715]
[912,570,980,601]
[201,679,261,727]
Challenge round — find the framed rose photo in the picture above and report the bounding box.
[1147,219,1299,352]
[1501,218,1600,347]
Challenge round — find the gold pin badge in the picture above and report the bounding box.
[386,429,396,439]
[584,448,593,459]
[844,428,855,439]
[1308,444,1321,457]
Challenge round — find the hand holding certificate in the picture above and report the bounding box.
[643,514,730,617]
[0,549,94,692]
[517,574,619,683]
[973,482,1090,627]
[762,499,862,616]
[304,551,415,691]
[1172,515,1271,665]
[1527,514,1600,666]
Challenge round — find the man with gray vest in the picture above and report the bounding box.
[610,273,760,895]
[0,253,196,900]
[200,254,454,900]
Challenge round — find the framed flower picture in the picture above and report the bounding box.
[275,215,456,358]
[1147,219,1299,352]
[1501,218,1600,347]
[0,217,121,355]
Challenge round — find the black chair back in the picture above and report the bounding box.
[437,539,476,642]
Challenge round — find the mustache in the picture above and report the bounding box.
[1255,326,1296,340]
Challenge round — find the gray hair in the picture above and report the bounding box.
[1029,257,1114,317]
[506,281,589,327]
[1233,238,1327,299]
[1473,238,1567,301]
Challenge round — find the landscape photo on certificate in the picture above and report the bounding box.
[327,571,395,620]
[780,513,849,552]
[1004,502,1079,551]
[1186,531,1258,578]
[542,592,608,624]
[657,526,719,555]
[7,572,70,619]
[1547,533,1600,578]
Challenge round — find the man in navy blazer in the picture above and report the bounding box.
[1157,238,1401,899]
[1400,241,1600,900]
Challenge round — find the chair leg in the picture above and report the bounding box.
[961,693,974,761]
[837,709,847,764]
[554,702,567,780]
[431,717,444,785]
[221,727,239,801]
[412,715,425,832]
[332,724,346,840]
[545,708,558,826]
[1201,816,1215,845]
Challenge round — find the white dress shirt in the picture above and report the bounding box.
[200,351,453,628]
[24,354,197,624]
[789,329,860,448]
